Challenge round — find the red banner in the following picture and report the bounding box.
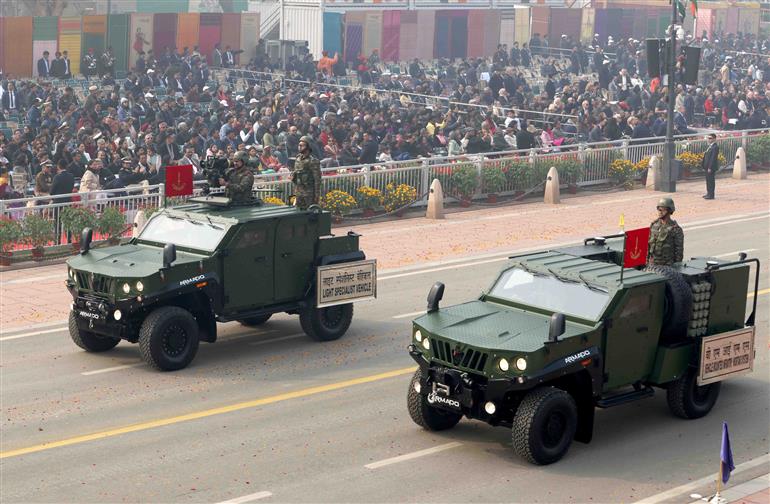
[624,227,651,268]
[165,164,193,197]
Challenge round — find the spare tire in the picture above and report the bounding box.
[645,265,692,340]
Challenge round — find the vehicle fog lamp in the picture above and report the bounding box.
[414,382,421,394]
[414,329,423,343]
[122,283,130,294]
[136,281,144,292]
[113,309,122,321]
[422,338,430,350]
[515,357,527,371]
[498,358,510,372]
[484,402,496,415]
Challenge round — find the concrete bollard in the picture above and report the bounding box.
[426,178,445,219]
[132,210,148,238]
[544,166,560,204]
[646,155,659,189]
[733,147,747,180]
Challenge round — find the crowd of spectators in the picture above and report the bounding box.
[1,28,769,202]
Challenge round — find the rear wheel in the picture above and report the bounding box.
[139,306,199,371]
[512,387,577,465]
[238,314,272,327]
[667,367,721,419]
[407,369,462,431]
[300,303,353,342]
[68,310,120,352]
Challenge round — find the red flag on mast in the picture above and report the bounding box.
[623,227,650,268]
[165,164,193,197]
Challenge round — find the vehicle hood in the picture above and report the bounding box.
[414,300,593,353]
[67,244,205,278]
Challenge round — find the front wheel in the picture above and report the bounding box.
[407,369,462,431]
[300,303,353,342]
[512,387,577,465]
[667,368,721,419]
[139,306,200,371]
[69,310,120,352]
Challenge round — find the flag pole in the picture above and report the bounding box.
[620,232,627,283]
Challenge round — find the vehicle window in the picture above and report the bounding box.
[235,228,268,249]
[138,214,227,252]
[489,267,610,320]
[619,292,652,318]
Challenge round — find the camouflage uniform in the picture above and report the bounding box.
[647,218,684,266]
[291,152,322,209]
[225,165,254,203]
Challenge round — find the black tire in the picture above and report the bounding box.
[645,265,693,339]
[512,387,578,465]
[68,310,120,352]
[238,314,272,327]
[299,303,353,342]
[138,306,199,371]
[667,367,721,419]
[407,369,462,431]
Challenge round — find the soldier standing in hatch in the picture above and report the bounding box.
[647,197,684,266]
[220,151,254,203]
[291,136,321,209]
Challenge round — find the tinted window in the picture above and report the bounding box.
[139,214,227,252]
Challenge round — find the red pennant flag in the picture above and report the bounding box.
[623,227,650,268]
[165,164,194,197]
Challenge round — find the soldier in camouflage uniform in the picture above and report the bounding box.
[647,197,684,266]
[220,151,254,203]
[291,136,321,209]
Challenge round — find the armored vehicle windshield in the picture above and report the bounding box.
[138,213,230,252]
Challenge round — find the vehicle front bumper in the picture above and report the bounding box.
[67,283,142,340]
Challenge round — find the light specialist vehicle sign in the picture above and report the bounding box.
[317,259,377,308]
[698,327,755,385]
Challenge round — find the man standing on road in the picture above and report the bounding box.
[220,151,253,204]
[702,133,719,200]
[647,198,684,267]
[292,136,321,209]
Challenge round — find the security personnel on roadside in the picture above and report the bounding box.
[291,135,321,209]
[220,151,254,203]
[647,197,684,266]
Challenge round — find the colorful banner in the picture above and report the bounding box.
[176,13,200,54]
[59,17,82,76]
[240,12,260,64]
[363,12,382,60]
[129,13,153,70]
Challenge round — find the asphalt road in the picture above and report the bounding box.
[1,214,769,503]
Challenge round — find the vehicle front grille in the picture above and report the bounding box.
[75,272,114,295]
[429,338,489,373]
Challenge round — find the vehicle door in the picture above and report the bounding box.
[222,220,276,311]
[274,215,319,302]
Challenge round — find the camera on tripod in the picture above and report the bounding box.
[200,156,232,194]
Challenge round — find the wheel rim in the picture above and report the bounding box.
[542,411,567,449]
[162,323,188,357]
[320,305,344,330]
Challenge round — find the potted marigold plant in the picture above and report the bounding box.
[0,217,23,266]
[22,213,54,260]
[556,158,584,194]
[61,206,98,252]
[502,160,529,195]
[481,166,506,203]
[676,151,702,178]
[98,207,127,245]
[356,186,382,217]
[746,135,770,170]
[262,196,286,206]
[320,189,357,221]
[451,164,479,206]
[609,159,635,190]
[383,183,417,217]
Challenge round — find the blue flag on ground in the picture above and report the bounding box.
[721,422,735,484]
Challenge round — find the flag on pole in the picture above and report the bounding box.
[690,0,698,16]
[619,213,625,231]
[720,422,735,484]
[675,0,686,19]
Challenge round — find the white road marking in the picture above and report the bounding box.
[686,215,769,232]
[0,327,67,341]
[81,362,143,376]
[633,453,770,504]
[1,273,63,285]
[392,310,425,319]
[712,248,758,259]
[380,256,509,281]
[215,491,273,504]
[364,442,463,469]
[248,333,304,346]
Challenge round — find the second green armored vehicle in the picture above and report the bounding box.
[66,197,376,371]
[407,235,758,464]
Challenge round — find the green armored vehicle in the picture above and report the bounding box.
[66,197,376,371]
[407,235,759,465]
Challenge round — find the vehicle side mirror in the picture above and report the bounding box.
[80,228,93,255]
[738,252,747,261]
[163,243,176,269]
[427,282,445,313]
[548,312,566,343]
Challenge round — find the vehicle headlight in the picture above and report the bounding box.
[498,358,510,372]
[515,357,528,372]
[135,281,144,292]
[122,282,130,294]
[414,329,423,343]
[113,309,122,321]
[422,338,430,350]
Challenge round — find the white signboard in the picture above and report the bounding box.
[698,327,755,385]
[317,260,377,308]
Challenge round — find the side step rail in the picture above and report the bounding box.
[596,386,655,408]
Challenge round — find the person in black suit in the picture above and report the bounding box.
[161,133,180,166]
[51,160,75,244]
[50,52,65,78]
[61,50,73,79]
[1,82,19,112]
[701,133,719,199]
[37,51,51,78]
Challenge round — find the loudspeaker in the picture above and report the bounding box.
[646,39,661,78]
[683,46,701,85]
